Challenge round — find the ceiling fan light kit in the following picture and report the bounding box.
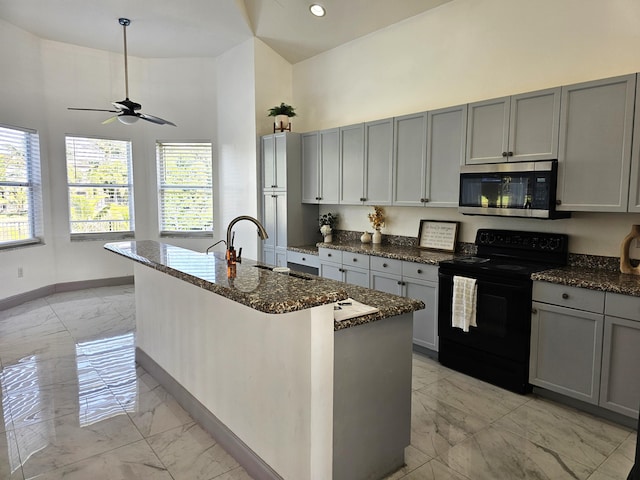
[68,17,176,127]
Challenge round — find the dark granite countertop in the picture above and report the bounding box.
[287,244,319,255]
[105,241,423,329]
[532,266,640,297]
[313,241,457,265]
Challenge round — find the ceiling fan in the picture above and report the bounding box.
[68,18,176,126]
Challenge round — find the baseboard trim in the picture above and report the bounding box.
[0,276,134,310]
[136,347,283,480]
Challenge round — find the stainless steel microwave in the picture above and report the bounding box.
[458,160,570,219]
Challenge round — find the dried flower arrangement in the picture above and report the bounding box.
[368,206,385,230]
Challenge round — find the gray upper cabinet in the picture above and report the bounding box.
[302,129,340,204]
[393,112,428,207]
[557,74,636,212]
[466,96,510,164]
[262,133,289,190]
[628,79,640,212]
[427,105,467,207]
[466,88,560,164]
[339,123,365,204]
[393,106,466,207]
[364,118,394,205]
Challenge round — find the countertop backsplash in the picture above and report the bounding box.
[329,229,476,254]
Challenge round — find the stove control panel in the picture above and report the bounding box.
[476,229,568,253]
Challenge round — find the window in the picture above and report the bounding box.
[0,124,43,247]
[65,136,134,236]
[157,142,213,234]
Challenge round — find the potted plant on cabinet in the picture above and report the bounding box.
[319,213,338,243]
[268,102,297,132]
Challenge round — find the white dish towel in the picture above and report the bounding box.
[452,275,477,332]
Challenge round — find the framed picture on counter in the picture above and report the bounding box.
[417,220,458,252]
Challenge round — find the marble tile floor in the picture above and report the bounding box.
[0,285,635,480]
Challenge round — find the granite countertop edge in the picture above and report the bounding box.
[532,267,640,297]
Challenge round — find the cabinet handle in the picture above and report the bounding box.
[271,195,277,198]
[360,197,366,202]
[318,196,322,200]
[424,198,429,203]
[327,253,332,257]
[508,151,514,157]
[272,184,277,188]
[352,258,357,262]
[562,293,569,299]
[556,199,562,206]
[532,308,538,314]
[397,281,402,285]
[417,269,423,274]
[302,257,306,261]
[383,263,388,268]
[502,152,508,157]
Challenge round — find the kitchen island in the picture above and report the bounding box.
[105,241,424,480]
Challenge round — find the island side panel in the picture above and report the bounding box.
[333,313,413,480]
[134,264,335,480]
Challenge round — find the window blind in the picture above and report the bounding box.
[65,136,134,235]
[0,124,43,247]
[157,142,213,233]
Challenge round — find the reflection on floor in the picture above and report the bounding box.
[0,285,636,479]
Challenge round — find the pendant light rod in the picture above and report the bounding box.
[119,18,131,99]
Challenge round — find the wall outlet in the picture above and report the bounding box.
[17,266,23,278]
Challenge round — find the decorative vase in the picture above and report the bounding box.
[372,229,382,244]
[360,231,371,244]
[620,224,640,275]
[320,224,332,243]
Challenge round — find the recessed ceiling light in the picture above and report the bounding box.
[309,4,326,17]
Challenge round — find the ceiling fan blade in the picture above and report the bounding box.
[68,107,119,113]
[102,115,120,125]
[139,113,177,126]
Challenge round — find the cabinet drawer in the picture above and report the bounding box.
[370,256,402,275]
[343,252,370,269]
[318,248,342,263]
[402,261,438,282]
[286,251,320,269]
[605,292,640,320]
[533,282,605,313]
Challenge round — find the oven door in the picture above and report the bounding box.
[438,269,532,363]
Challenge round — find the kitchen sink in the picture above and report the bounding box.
[252,264,312,280]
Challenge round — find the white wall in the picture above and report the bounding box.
[0,19,220,300]
[293,0,640,256]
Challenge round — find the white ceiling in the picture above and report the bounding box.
[0,0,452,63]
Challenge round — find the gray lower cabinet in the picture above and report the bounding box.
[318,249,369,288]
[557,73,636,212]
[369,257,439,352]
[600,293,640,418]
[530,282,605,405]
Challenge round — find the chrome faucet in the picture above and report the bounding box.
[226,215,269,262]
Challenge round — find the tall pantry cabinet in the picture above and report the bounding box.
[260,133,318,266]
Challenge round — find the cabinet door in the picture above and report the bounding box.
[370,270,403,295]
[275,193,287,249]
[465,97,510,164]
[262,135,275,190]
[343,266,369,288]
[557,74,636,212]
[508,88,561,162]
[274,133,287,190]
[530,302,604,404]
[262,193,277,250]
[320,262,343,282]
[339,124,365,204]
[426,105,467,207]
[405,279,438,352]
[628,79,640,212]
[364,118,394,205]
[393,112,427,207]
[600,316,640,418]
[319,128,340,204]
[301,132,319,203]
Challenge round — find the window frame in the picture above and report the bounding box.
[156,141,214,238]
[0,123,44,250]
[65,134,135,240]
